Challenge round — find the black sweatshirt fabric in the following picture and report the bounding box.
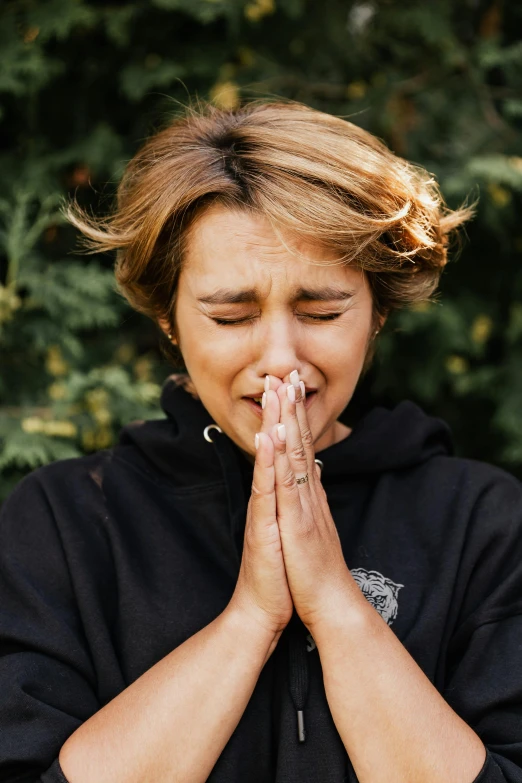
[1,375,522,782]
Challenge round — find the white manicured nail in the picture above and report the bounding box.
[300,381,305,399]
[287,383,296,402]
[255,433,260,449]
[264,375,270,393]
[277,424,286,442]
[261,392,266,409]
[289,369,300,388]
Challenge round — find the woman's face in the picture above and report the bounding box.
[160,203,378,458]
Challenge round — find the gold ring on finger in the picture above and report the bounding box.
[296,473,309,484]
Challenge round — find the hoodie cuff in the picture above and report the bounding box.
[40,757,70,783]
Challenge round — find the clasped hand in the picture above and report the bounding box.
[233,370,367,640]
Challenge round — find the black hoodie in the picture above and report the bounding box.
[1,376,522,782]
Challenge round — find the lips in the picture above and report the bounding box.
[242,390,317,417]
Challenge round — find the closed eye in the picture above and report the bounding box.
[211,318,252,325]
[301,313,343,321]
[211,313,343,325]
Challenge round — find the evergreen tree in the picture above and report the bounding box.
[1,0,521,502]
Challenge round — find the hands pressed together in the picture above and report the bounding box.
[231,370,367,641]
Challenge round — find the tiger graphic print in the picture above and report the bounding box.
[306,568,404,652]
[349,568,404,625]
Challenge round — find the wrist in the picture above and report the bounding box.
[305,583,374,645]
[222,602,283,664]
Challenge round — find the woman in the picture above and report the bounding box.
[1,100,521,783]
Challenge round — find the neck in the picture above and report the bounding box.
[239,419,352,465]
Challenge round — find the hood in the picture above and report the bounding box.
[117,374,454,746]
[118,374,454,486]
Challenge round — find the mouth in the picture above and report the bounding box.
[242,390,317,418]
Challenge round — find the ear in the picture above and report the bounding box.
[375,312,389,333]
[157,317,177,343]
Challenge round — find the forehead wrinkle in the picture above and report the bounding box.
[233,229,294,263]
[223,211,319,263]
[185,206,361,305]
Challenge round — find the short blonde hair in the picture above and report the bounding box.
[66,98,473,373]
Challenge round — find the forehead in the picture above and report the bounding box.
[182,203,364,293]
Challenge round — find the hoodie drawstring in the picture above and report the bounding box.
[287,610,310,742]
[204,423,311,744]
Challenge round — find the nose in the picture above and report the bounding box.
[255,314,303,384]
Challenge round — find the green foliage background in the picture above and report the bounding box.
[1,0,521,502]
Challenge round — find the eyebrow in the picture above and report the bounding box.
[197,286,356,305]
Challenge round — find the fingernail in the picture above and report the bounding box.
[261,391,266,409]
[289,369,300,389]
[255,432,260,449]
[277,424,286,442]
[287,383,296,402]
[300,380,305,399]
[264,375,270,394]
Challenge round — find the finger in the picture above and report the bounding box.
[268,421,309,532]
[265,373,284,395]
[277,383,314,502]
[260,376,281,436]
[289,371,316,477]
[249,431,277,534]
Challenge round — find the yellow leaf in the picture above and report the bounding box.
[85,387,109,412]
[471,315,493,345]
[93,408,112,425]
[133,356,153,382]
[346,81,367,100]
[0,284,21,323]
[237,46,255,67]
[94,426,113,449]
[114,342,136,363]
[244,0,275,22]
[46,345,69,377]
[23,26,40,44]
[48,382,67,401]
[43,420,78,438]
[82,428,96,450]
[209,80,240,111]
[487,183,511,208]
[21,417,45,434]
[446,355,469,374]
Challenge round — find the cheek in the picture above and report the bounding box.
[310,323,370,378]
[180,322,245,378]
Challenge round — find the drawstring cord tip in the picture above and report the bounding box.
[297,709,306,743]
